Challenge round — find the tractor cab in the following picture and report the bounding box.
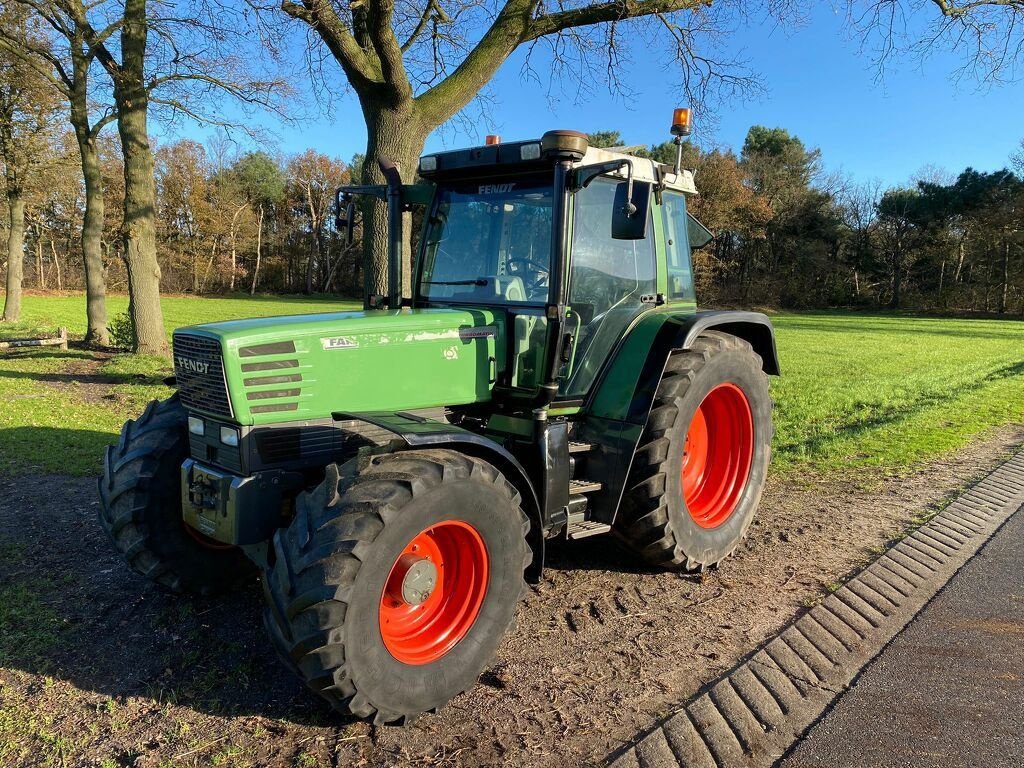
[338,124,708,407]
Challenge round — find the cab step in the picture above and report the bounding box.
[568,440,594,454]
[566,520,612,539]
[568,478,602,494]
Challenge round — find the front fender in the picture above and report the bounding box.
[332,410,545,582]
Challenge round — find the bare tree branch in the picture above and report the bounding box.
[852,0,1024,83]
[280,0,378,87]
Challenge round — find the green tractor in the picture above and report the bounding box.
[98,112,778,724]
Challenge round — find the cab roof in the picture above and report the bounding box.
[579,145,697,195]
[418,135,697,196]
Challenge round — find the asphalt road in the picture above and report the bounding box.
[778,504,1024,768]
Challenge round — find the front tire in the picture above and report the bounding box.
[615,332,772,570]
[261,449,530,724]
[97,394,256,594]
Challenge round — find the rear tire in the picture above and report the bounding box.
[261,449,530,724]
[97,394,256,595]
[615,332,772,570]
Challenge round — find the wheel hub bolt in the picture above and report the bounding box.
[398,555,438,606]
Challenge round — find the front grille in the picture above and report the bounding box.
[173,333,232,418]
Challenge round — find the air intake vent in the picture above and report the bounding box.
[173,334,232,418]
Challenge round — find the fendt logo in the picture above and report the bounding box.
[478,183,515,194]
[176,356,210,375]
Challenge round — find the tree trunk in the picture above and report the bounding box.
[360,103,425,305]
[229,203,246,292]
[888,252,901,310]
[304,185,320,295]
[114,0,167,356]
[999,234,1009,314]
[69,46,110,345]
[201,239,218,293]
[51,238,62,291]
[3,192,26,322]
[251,204,264,296]
[953,234,966,283]
[36,236,44,289]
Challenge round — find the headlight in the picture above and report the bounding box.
[188,416,204,436]
[520,142,541,161]
[219,426,240,447]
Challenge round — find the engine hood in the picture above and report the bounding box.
[173,307,504,425]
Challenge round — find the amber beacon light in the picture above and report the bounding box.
[485,134,501,145]
[671,108,692,137]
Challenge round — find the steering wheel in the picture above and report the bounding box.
[505,257,550,299]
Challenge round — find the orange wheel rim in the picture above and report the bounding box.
[681,383,754,529]
[379,520,489,665]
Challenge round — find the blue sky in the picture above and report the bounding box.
[168,4,1024,187]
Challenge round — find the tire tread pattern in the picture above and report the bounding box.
[262,448,531,725]
[97,394,252,595]
[616,332,772,570]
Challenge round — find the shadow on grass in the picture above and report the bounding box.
[0,367,163,388]
[774,319,1024,341]
[1,346,169,390]
[0,436,354,728]
[1,347,100,362]
[0,426,115,477]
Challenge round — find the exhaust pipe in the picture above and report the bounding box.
[378,158,404,310]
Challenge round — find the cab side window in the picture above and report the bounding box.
[663,191,696,302]
[561,178,656,398]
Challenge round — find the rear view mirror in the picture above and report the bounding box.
[611,181,650,240]
[335,190,356,246]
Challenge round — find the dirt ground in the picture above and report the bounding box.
[1,426,1022,768]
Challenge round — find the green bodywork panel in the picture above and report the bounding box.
[179,308,503,426]
[585,308,694,423]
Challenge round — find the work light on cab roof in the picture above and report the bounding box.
[98,112,780,728]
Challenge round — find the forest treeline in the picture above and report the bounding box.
[592,128,1024,314]
[1,129,362,298]
[5,122,1023,318]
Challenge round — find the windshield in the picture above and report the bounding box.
[417,175,553,305]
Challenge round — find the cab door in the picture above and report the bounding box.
[559,177,658,399]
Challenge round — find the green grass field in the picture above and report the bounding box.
[1,293,1021,477]
[8,292,359,339]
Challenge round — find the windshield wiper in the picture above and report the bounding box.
[424,278,489,286]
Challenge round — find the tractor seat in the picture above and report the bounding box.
[464,275,528,303]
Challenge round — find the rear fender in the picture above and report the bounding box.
[579,310,779,525]
[679,311,779,374]
[627,310,779,422]
[333,411,545,581]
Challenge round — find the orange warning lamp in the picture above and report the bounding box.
[671,108,692,137]
[485,134,501,145]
